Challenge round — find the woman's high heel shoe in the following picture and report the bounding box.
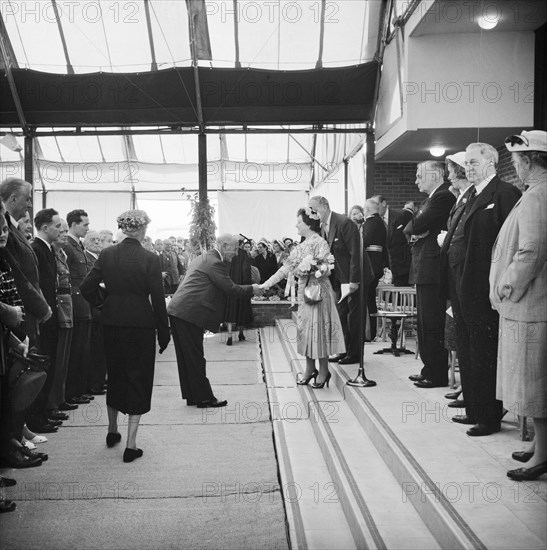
[310,372,331,389]
[297,369,318,386]
[226,337,233,346]
[123,448,143,463]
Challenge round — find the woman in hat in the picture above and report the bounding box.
[224,236,254,346]
[81,210,170,463]
[490,130,547,481]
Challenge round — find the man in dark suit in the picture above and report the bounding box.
[167,234,263,408]
[160,239,183,294]
[448,143,521,436]
[362,199,388,341]
[404,161,456,388]
[387,202,414,286]
[0,178,51,348]
[309,196,361,364]
[63,209,92,405]
[29,209,62,431]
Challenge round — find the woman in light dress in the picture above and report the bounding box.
[261,207,345,388]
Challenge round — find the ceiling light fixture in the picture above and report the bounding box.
[477,14,499,30]
[429,146,445,157]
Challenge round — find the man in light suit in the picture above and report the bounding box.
[404,161,456,388]
[309,196,361,364]
[167,234,263,408]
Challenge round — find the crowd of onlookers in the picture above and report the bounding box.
[1,130,545,512]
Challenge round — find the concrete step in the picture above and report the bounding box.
[275,318,547,550]
[263,322,440,550]
[260,328,357,550]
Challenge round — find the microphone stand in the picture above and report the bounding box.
[347,220,377,388]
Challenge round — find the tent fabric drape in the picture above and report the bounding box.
[217,191,307,241]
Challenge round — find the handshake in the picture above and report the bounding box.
[251,284,269,296]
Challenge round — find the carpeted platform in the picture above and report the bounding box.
[0,333,289,550]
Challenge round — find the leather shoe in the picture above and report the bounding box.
[46,418,63,426]
[0,500,16,514]
[507,461,547,481]
[447,399,466,408]
[21,444,48,462]
[28,423,58,434]
[58,401,78,410]
[196,398,228,408]
[328,353,346,363]
[88,388,106,395]
[414,379,446,388]
[409,374,424,382]
[0,448,42,468]
[512,451,534,463]
[451,414,475,425]
[48,410,69,421]
[0,476,17,487]
[106,432,122,448]
[68,397,90,405]
[466,423,501,436]
[339,356,359,365]
[80,394,95,400]
[187,400,196,406]
[123,448,143,463]
[445,390,462,400]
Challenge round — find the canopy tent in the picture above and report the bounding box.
[0,0,388,237]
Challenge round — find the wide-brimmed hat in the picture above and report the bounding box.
[446,151,466,168]
[504,130,547,152]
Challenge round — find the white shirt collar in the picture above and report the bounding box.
[474,174,496,195]
[35,235,52,251]
[67,234,80,245]
[213,247,224,262]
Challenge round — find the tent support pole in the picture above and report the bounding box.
[343,158,349,214]
[198,132,207,201]
[24,135,33,191]
[365,131,375,198]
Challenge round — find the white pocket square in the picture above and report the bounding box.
[485,203,495,210]
[334,238,339,242]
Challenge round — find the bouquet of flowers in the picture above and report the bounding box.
[285,249,335,279]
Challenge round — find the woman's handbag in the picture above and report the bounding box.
[7,351,49,412]
[303,279,322,304]
[56,293,73,328]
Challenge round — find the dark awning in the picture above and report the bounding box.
[0,62,378,128]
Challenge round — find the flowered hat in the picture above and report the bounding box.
[117,210,151,235]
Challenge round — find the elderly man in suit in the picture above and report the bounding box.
[63,209,93,405]
[29,209,62,431]
[160,238,183,294]
[446,143,521,436]
[0,178,51,348]
[167,234,264,408]
[309,196,361,364]
[404,161,456,388]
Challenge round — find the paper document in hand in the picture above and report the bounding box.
[446,306,453,318]
[338,283,352,304]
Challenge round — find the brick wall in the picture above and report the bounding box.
[372,162,423,208]
[372,147,523,207]
[251,301,293,326]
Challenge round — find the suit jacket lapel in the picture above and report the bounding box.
[465,176,498,221]
[327,214,336,246]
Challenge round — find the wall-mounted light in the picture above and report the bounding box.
[477,11,499,30]
[429,146,445,157]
